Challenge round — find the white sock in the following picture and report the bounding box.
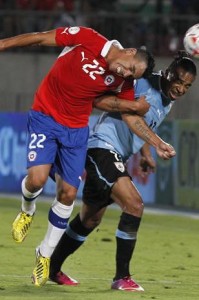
[39,199,74,257]
[21,176,43,215]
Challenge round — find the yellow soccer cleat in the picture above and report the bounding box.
[32,250,50,287]
[12,211,34,243]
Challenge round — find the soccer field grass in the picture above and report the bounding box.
[0,196,199,300]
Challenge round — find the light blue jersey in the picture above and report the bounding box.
[88,72,174,162]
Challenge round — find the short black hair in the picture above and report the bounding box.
[168,50,197,77]
[135,48,155,78]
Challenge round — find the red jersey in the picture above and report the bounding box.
[32,26,134,128]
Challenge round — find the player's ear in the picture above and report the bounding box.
[126,48,137,56]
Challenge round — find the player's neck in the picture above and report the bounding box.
[105,44,121,62]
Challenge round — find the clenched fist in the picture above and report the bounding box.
[156,142,176,160]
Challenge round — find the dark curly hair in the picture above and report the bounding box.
[135,48,155,78]
[167,50,197,76]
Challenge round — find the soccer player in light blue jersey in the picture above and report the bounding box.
[49,51,196,291]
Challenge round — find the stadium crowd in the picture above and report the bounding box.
[0,0,198,55]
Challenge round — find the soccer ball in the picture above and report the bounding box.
[183,24,199,58]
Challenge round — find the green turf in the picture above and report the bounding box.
[0,196,199,300]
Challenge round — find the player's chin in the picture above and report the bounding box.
[169,91,183,101]
[168,89,179,99]
[168,92,177,100]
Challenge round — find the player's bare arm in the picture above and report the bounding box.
[139,143,156,176]
[0,30,57,51]
[93,95,150,116]
[140,143,152,158]
[122,113,176,160]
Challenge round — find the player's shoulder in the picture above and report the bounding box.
[135,71,161,88]
[146,71,163,91]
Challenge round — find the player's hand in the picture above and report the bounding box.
[135,96,150,116]
[138,155,156,177]
[156,142,176,160]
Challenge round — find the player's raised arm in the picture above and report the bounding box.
[93,95,150,116]
[122,113,176,160]
[0,30,57,51]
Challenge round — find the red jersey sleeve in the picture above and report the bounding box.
[116,78,135,101]
[55,26,108,56]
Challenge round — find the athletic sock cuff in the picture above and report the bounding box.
[70,213,94,236]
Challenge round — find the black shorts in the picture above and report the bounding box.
[82,148,130,209]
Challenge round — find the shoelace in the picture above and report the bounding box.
[123,277,138,287]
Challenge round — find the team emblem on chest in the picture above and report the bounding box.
[104,75,115,85]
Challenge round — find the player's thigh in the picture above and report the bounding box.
[27,110,58,168]
[56,144,87,189]
[83,148,129,209]
[55,126,89,189]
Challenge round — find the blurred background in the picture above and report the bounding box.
[0,0,199,210]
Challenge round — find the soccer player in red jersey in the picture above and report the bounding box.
[0,26,173,286]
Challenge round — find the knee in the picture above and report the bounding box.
[26,174,47,191]
[123,194,144,217]
[57,186,77,205]
[133,197,144,214]
[82,215,102,229]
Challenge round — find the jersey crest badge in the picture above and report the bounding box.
[68,27,80,35]
[28,151,37,162]
[104,75,115,85]
[114,162,125,172]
